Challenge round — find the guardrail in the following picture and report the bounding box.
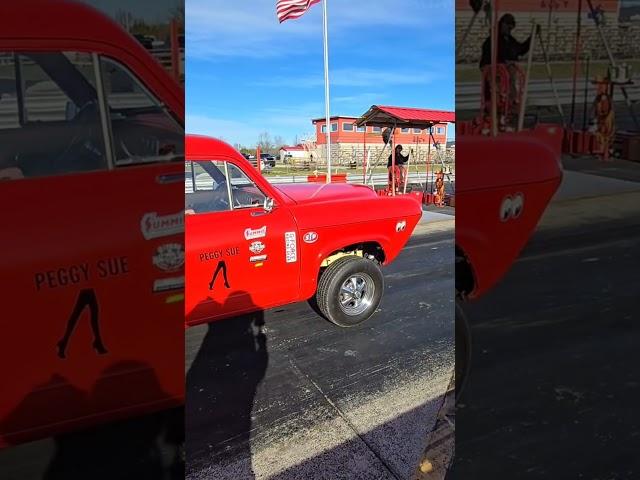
[150,48,185,77]
[457,77,640,111]
[185,172,455,193]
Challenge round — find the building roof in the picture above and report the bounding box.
[355,105,455,129]
[311,115,358,124]
[280,145,306,151]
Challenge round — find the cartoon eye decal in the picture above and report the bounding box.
[512,193,524,219]
[500,196,513,222]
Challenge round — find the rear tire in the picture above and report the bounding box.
[315,256,384,327]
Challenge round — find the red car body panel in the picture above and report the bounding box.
[185,135,422,326]
[0,2,184,447]
[456,134,563,298]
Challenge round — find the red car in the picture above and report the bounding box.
[455,130,563,394]
[0,1,184,447]
[185,135,423,327]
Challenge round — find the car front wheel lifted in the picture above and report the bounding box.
[315,255,384,327]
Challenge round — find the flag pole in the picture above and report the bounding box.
[322,0,331,183]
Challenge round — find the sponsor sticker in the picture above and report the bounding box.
[244,226,267,240]
[303,232,318,244]
[500,193,524,222]
[285,232,297,263]
[249,241,266,254]
[153,276,184,293]
[153,243,184,272]
[395,220,407,232]
[250,254,267,263]
[141,211,184,240]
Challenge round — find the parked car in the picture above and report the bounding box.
[132,33,154,50]
[260,153,276,168]
[185,135,422,328]
[1,1,184,448]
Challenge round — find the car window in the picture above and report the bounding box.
[226,163,266,209]
[0,51,107,180]
[100,57,184,167]
[185,160,231,214]
[184,160,267,214]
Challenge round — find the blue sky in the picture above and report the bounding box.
[186,0,455,147]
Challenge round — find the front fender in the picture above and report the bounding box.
[298,215,419,299]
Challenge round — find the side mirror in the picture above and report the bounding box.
[263,197,275,213]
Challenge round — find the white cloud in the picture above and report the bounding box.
[186,0,452,60]
[251,67,436,88]
[187,114,263,144]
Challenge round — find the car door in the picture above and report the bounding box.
[185,157,300,326]
[0,50,184,446]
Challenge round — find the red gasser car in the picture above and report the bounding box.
[185,135,423,327]
[0,1,184,447]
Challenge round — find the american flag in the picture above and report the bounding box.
[276,0,321,23]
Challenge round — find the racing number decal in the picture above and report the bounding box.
[57,288,107,360]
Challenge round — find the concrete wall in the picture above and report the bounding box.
[309,142,453,169]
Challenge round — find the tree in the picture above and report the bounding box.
[257,132,273,152]
[273,136,285,150]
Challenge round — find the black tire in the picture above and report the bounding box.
[315,255,384,327]
[455,298,472,404]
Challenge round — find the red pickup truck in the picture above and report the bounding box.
[185,135,423,327]
[0,1,184,447]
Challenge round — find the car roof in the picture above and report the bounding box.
[4,1,140,47]
[186,134,245,160]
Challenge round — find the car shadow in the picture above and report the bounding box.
[185,292,268,479]
[0,362,184,480]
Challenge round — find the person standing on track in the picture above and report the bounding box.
[479,13,538,130]
[387,144,409,193]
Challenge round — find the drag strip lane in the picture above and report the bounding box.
[186,226,455,479]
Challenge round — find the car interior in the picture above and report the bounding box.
[0,52,183,180]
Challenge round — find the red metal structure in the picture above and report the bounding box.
[355,105,455,202]
[185,135,422,327]
[0,1,184,447]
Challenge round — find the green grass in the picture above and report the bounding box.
[456,59,640,83]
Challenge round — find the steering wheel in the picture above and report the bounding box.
[56,100,105,170]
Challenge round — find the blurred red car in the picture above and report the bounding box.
[0,1,184,447]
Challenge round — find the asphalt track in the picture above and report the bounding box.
[451,161,640,479]
[185,217,455,480]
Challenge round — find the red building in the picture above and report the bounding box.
[312,116,448,146]
[310,110,450,167]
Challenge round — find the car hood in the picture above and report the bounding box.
[275,183,377,205]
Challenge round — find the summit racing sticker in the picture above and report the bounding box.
[141,211,184,240]
[284,232,297,263]
[244,226,267,240]
[153,243,184,272]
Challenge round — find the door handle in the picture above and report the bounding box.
[251,210,269,217]
[156,173,184,184]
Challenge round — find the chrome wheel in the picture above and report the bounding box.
[338,273,375,316]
